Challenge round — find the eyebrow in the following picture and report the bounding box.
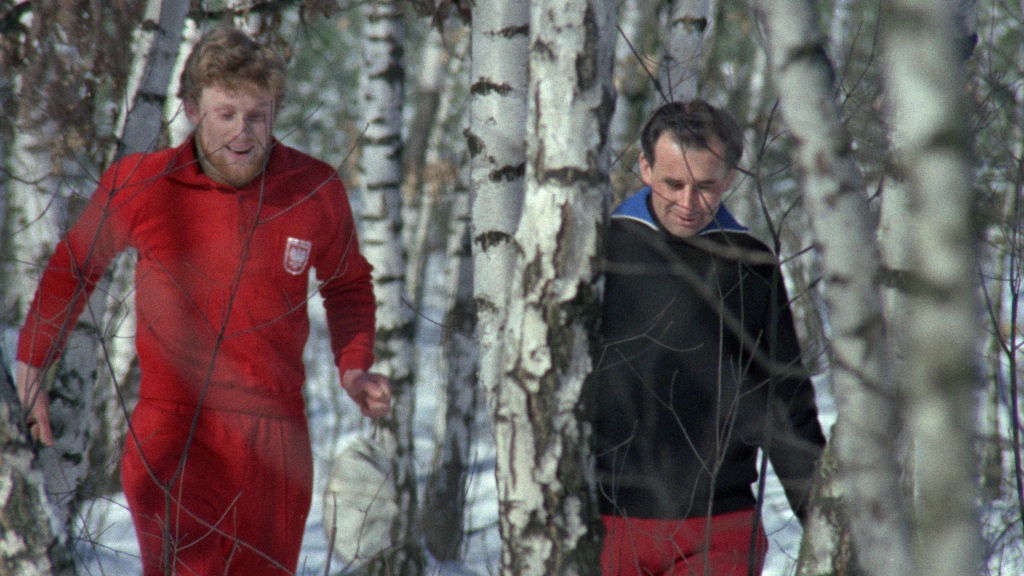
[210,102,274,115]
[664,177,719,186]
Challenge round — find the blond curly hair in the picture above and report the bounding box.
[177,27,286,107]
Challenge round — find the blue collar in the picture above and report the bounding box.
[612,186,748,235]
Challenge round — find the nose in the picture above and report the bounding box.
[231,118,255,142]
[674,185,701,210]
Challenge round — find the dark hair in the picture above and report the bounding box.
[640,100,743,168]
[177,27,286,107]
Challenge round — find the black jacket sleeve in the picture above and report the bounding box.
[756,259,826,522]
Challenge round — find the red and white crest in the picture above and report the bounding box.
[284,237,312,275]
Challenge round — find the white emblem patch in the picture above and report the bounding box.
[284,237,312,275]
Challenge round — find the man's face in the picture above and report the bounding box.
[640,134,736,239]
[185,82,276,188]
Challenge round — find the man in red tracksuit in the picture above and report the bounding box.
[15,28,391,575]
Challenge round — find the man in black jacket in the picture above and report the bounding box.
[593,100,826,576]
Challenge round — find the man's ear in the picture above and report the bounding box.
[723,168,738,190]
[183,100,200,126]
[638,153,653,186]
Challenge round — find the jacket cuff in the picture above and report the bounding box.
[337,348,375,378]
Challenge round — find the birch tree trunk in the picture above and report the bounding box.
[876,145,914,479]
[465,2,530,567]
[357,2,424,573]
[609,0,642,146]
[113,0,188,160]
[796,437,855,576]
[880,3,983,576]
[0,76,12,270]
[420,30,478,563]
[402,27,447,304]
[468,0,529,430]
[609,0,660,198]
[493,0,614,573]
[7,108,65,326]
[6,10,98,547]
[166,21,201,146]
[828,0,856,74]
[754,2,913,576]
[0,354,73,574]
[730,42,769,229]
[659,0,710,102]
[423,159,478,563]
[0,5,129,565]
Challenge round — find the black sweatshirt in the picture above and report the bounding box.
[592,188,826,521]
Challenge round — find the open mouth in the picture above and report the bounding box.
[225,146,255,161]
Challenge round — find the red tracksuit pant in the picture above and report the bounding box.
[121,398,313,575]
[601,509,768,576]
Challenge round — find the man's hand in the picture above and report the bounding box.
[341,369,392,418]
[15,361,53,446]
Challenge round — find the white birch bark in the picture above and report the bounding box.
[423,161,478,562]
[466,3,532,568]
[609,0,659,197]
[753,2,913,575]
[6,13,96,543]
[877,180,913,378]
[1,13,67,568]
[880,2,983,576]
[113,0,189,159]
[467,0,528,463]
[0,77,12,270]
[494,0,614,573]
[357,2,423,573]
[419,31,478,563]
[659,0,710,102]
[730,45,769,228]
[7,122,66,322]
[796,434,854,576]
[165,20,201,146]
[609,0,642,154]
[402,28,447,303]
[0,394,74,575]
[876,0,917,511]
[828,0,856,74]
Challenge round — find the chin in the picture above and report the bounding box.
[218,165,263,188]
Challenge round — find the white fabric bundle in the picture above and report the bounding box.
[322,436,399,569]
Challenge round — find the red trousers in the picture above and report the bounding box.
[121,398,313,575]
[601,509,768,576]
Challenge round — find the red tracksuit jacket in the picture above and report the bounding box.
[17,136,376,408]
